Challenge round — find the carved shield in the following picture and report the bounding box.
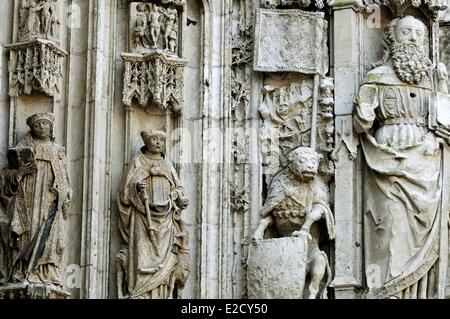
[247,234,309,299]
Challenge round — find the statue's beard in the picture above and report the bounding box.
[391,42,431,84]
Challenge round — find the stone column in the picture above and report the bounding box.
[78,0,116,299]
[439,1,450,299]
[197,0,226,298]
[0,0,14,166]
[329,0,364,299]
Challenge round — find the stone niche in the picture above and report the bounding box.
[122,0,189,112]
[249,7,335,300]
[6,0,66,98]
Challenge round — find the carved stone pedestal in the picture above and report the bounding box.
[247,234,309,299]
[122,51,188,111]
[5,39,67,98]
[0,283,70,299]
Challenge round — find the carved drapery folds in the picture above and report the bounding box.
[116,130,190,299]
[355,15,449,299]
[249,8,335,299]
[7,0,66,98]
[122,1,188,111]
[0,112,72,299]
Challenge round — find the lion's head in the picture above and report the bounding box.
[287,147,322,182]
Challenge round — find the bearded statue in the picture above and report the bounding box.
[354,16,450,299]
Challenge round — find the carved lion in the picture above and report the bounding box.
[252,147,335,298]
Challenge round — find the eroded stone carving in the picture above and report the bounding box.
[251,147,335,299]
[440,26,450,92]
[130,2,180,54]
[6,40,66,98]
[8,1,66,98]
[250,13,335,294]
[122,52,188,111]
[261,0,326,9]
[123,1,188,111]
[354,16,450,299]
[116,130,190,299]
[0,113,72,299]
[147,0,185,6]
[259,74,335,173]
[18,0,61,43]
[253,9,328,75]
[362,0,448,19]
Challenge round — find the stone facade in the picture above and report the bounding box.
[0,0,449,299]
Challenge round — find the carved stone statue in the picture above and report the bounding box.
[252,147,335,298]
[19,0,59,41]
[162,8,177,52]
[354,16,450,299]
[27,1,42,38]
[134,3,149,49]
[116,130,190,299]
[0,112,71,289]
[38,0,58,38]
[168,30,178,54]
[148,4,162,49]
[437,62,448,93]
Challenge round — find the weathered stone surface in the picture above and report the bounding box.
[0,282,70,299]
[18,0,63,43]
[355,16,449,299]
[0,112,71,298]
[441,26,450,92]
[253,9,328,75]
[122,52,188,111]
[6,40,67,98]
[0,0,449,300]
[247,235,309,299]
[116,130,190,299]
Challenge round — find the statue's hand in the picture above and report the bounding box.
[62,202,70,221]
[17,162,37,179]
[136,181,148,193]
[177,196,189,210]
[292,230,312,241]
[435,125,450,145]
[307,207,324,223]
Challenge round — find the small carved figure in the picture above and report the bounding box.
[168,30,178,54]
[27,1,42,37]
[252,147,335,298]
[0,112,71,287]
[26,0,59,38]
[134,3,149,49]
[148,4,162,49]
[21,0,59,39]
[162,8,177,51]
[116,130,190,299]
[437,62,448,93]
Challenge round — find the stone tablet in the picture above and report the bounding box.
[247,235,309,299]
[253,9,328,75]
